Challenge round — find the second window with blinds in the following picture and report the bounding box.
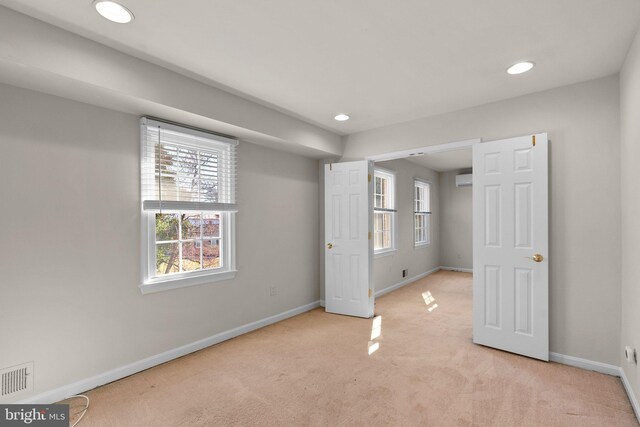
[414,179,431,247]
[374,168,397,255]
[140,118,238,294]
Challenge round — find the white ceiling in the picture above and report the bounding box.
[2,0,639,134]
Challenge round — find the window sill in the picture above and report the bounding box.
[140,270,237,294]
[374,249,397,259]
[414,243,431,249]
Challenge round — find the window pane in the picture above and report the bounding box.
[203,213,221,237]
[383,213,391,231]
[381,178,388,208]
[182,241,202,272]
[157,145,178,201]
[374,170,395,252]
[424,186,430,211]
[374,232,383,250]
[156,213,179,241]
[203,239,221,269]
[175,176,197,201]
[199,151,219,183]
[374,212,382,230]
[382,213,392,249]
[374,213,384,250]
[181,214,201,240]
[150,137,227,204]
[414,212,429,244]
[156,242,179,275]
[414,182,430,213]
[380,178,386,205]
[374,212,394,250]
[200,178,219,203]
[382,230,390,249]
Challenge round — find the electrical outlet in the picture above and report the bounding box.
[402,269,408,278]
[269,286,277,297]
[625,346,637,364]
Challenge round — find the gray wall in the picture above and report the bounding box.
[344,75,622,365]
[620,28,640,408]
[439,170,473,270]
[373,159,440,293]
[0,83,320,401]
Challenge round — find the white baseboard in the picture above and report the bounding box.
[550,353,639,423]
[319,267,441,308]
[549,352,621,376]
[18,300,321,404]
[440,266,473,273]
[375,267,441,298]
[620,366,640,422]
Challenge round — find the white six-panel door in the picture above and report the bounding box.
[473,134,549,360]
[324,160,374,318]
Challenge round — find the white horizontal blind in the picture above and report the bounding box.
[141,118,238,212]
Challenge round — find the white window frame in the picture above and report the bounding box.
[374,167,397,257]
[414,178,431,248]
[141,211,236,294]
[139,118,237,294]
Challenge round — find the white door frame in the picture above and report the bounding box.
[365,138,481,162]
[365,135,551,361]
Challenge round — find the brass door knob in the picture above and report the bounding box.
[530,254,544,263]
[327,243,333,249]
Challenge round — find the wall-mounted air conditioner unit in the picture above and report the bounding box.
[455,174,472,188]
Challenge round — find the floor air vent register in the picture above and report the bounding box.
[0,362,33,400]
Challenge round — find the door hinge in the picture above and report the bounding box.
[368,174,371,182]
[369,289,373,298]
[532,135,536,147]
[329,163,333,171]
[368,232,372,240]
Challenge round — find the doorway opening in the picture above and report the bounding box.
[367,139,478,297]
[361,134,550,361]
[363,138,477,358]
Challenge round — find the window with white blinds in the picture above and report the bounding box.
[140,118,238,294]
[374,168,397,254]
[141,118,238,212]
[414,179,431,246]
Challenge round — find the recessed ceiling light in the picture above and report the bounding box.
[93,1,134,24]
[334,114,350,121]
[507,61,535,75]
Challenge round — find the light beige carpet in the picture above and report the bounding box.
[62,271,637,426]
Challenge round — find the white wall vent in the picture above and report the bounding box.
[455,174,472,187]
[1,362,33,400]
